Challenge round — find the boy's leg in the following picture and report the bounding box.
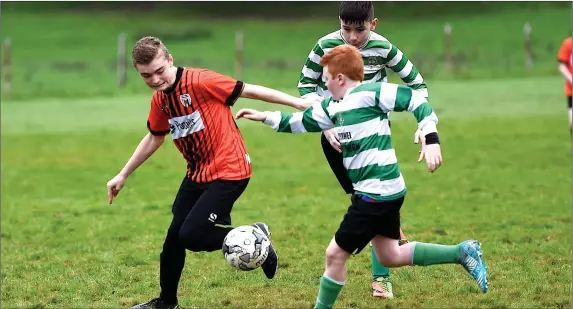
[320,133,354,194]
[314,237,352,309]
[314,195,378,309]
[369,194,488,293]
[321,135,404,297]
[177,178,279,279]
[133,177,204,309]
[371,237,489,293]
[362,195,404,299]
[178,179,250,252]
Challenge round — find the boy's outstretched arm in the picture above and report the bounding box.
[241,83,319,111]
[377,83,442,172]
[236,100,335,134]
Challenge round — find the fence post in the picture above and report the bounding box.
[235,31,244,80]
[3,37,11,97]
[117,32,127,88]
[524,22,533,69]
[443,23,453,72]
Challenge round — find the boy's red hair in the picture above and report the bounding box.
[320,45,364,82]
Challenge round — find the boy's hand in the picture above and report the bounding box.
[324,129,342,153]
[418,143,442,173]
[235,109,267,122]
[413,128,425,153]
[107,174,127,204]
[296,95,323,110]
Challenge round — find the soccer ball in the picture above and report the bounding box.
[222,225,270,271]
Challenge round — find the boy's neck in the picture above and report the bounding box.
[163,66,183,94]
[344,80,361,92]
[168,66,179,87]
[340,80,362,99]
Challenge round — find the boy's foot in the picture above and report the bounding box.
[252,222,278,279]
[131,298,178,309]
[458,240,488,293]
[372,276,394,298]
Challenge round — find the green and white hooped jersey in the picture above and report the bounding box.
[298,30,428,99]
[265,82,438,201]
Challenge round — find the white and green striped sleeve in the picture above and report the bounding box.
[379,41,428,97]
[377,83,438,135]
[297,42,325,97]
[263,100,335,133]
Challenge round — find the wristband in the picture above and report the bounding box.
[425,132,440,145]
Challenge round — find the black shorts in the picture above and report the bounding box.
[172,177,249,225]
[567,96,572,108]
[335,194,404,255]
[169,176,249,252]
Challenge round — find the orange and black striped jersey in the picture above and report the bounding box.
[558,37,572,96]
[147,67,252,183]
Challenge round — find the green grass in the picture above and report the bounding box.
[2,76,571,308]
[1,5,571,101]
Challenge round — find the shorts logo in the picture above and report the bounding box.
[208,213,218,223]
[245,153,251,164]
[180,93,192,107]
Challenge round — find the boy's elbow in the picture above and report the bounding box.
[150,133,167,145]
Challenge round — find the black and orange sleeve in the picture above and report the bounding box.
[558,37,572,64]
[200,69,245,106]
[147,93,170,136]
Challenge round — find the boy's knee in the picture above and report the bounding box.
[178,226,210,252]
[325,244,348,266]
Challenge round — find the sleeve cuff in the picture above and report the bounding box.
[263,111,282,131]
[420,121,437,136]
[301,92,322,100]
[147,121,171,136]
[225,81,245,106]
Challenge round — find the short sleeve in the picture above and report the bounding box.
[200,70,245,106]
[558,38,572,64]
[147,92,170,135]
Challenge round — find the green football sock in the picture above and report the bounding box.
[412,242,461,266]
[371,245,390,280]
[314,275,345,309]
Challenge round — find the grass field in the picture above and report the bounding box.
[2,75,572,308]
[1,3,572,308]
[1,5,571,101]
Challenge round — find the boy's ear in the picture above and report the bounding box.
[371,18,378,30]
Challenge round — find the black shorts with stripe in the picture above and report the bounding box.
[334,194,404,255]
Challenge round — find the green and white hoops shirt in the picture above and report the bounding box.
[264,82,438,201]
[298,30,428,99]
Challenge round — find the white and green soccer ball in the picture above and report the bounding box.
[222,225,270,271]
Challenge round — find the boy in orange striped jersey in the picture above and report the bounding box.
[106,36,317,309]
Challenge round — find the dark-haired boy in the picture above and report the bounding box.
[297,1,429,298]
